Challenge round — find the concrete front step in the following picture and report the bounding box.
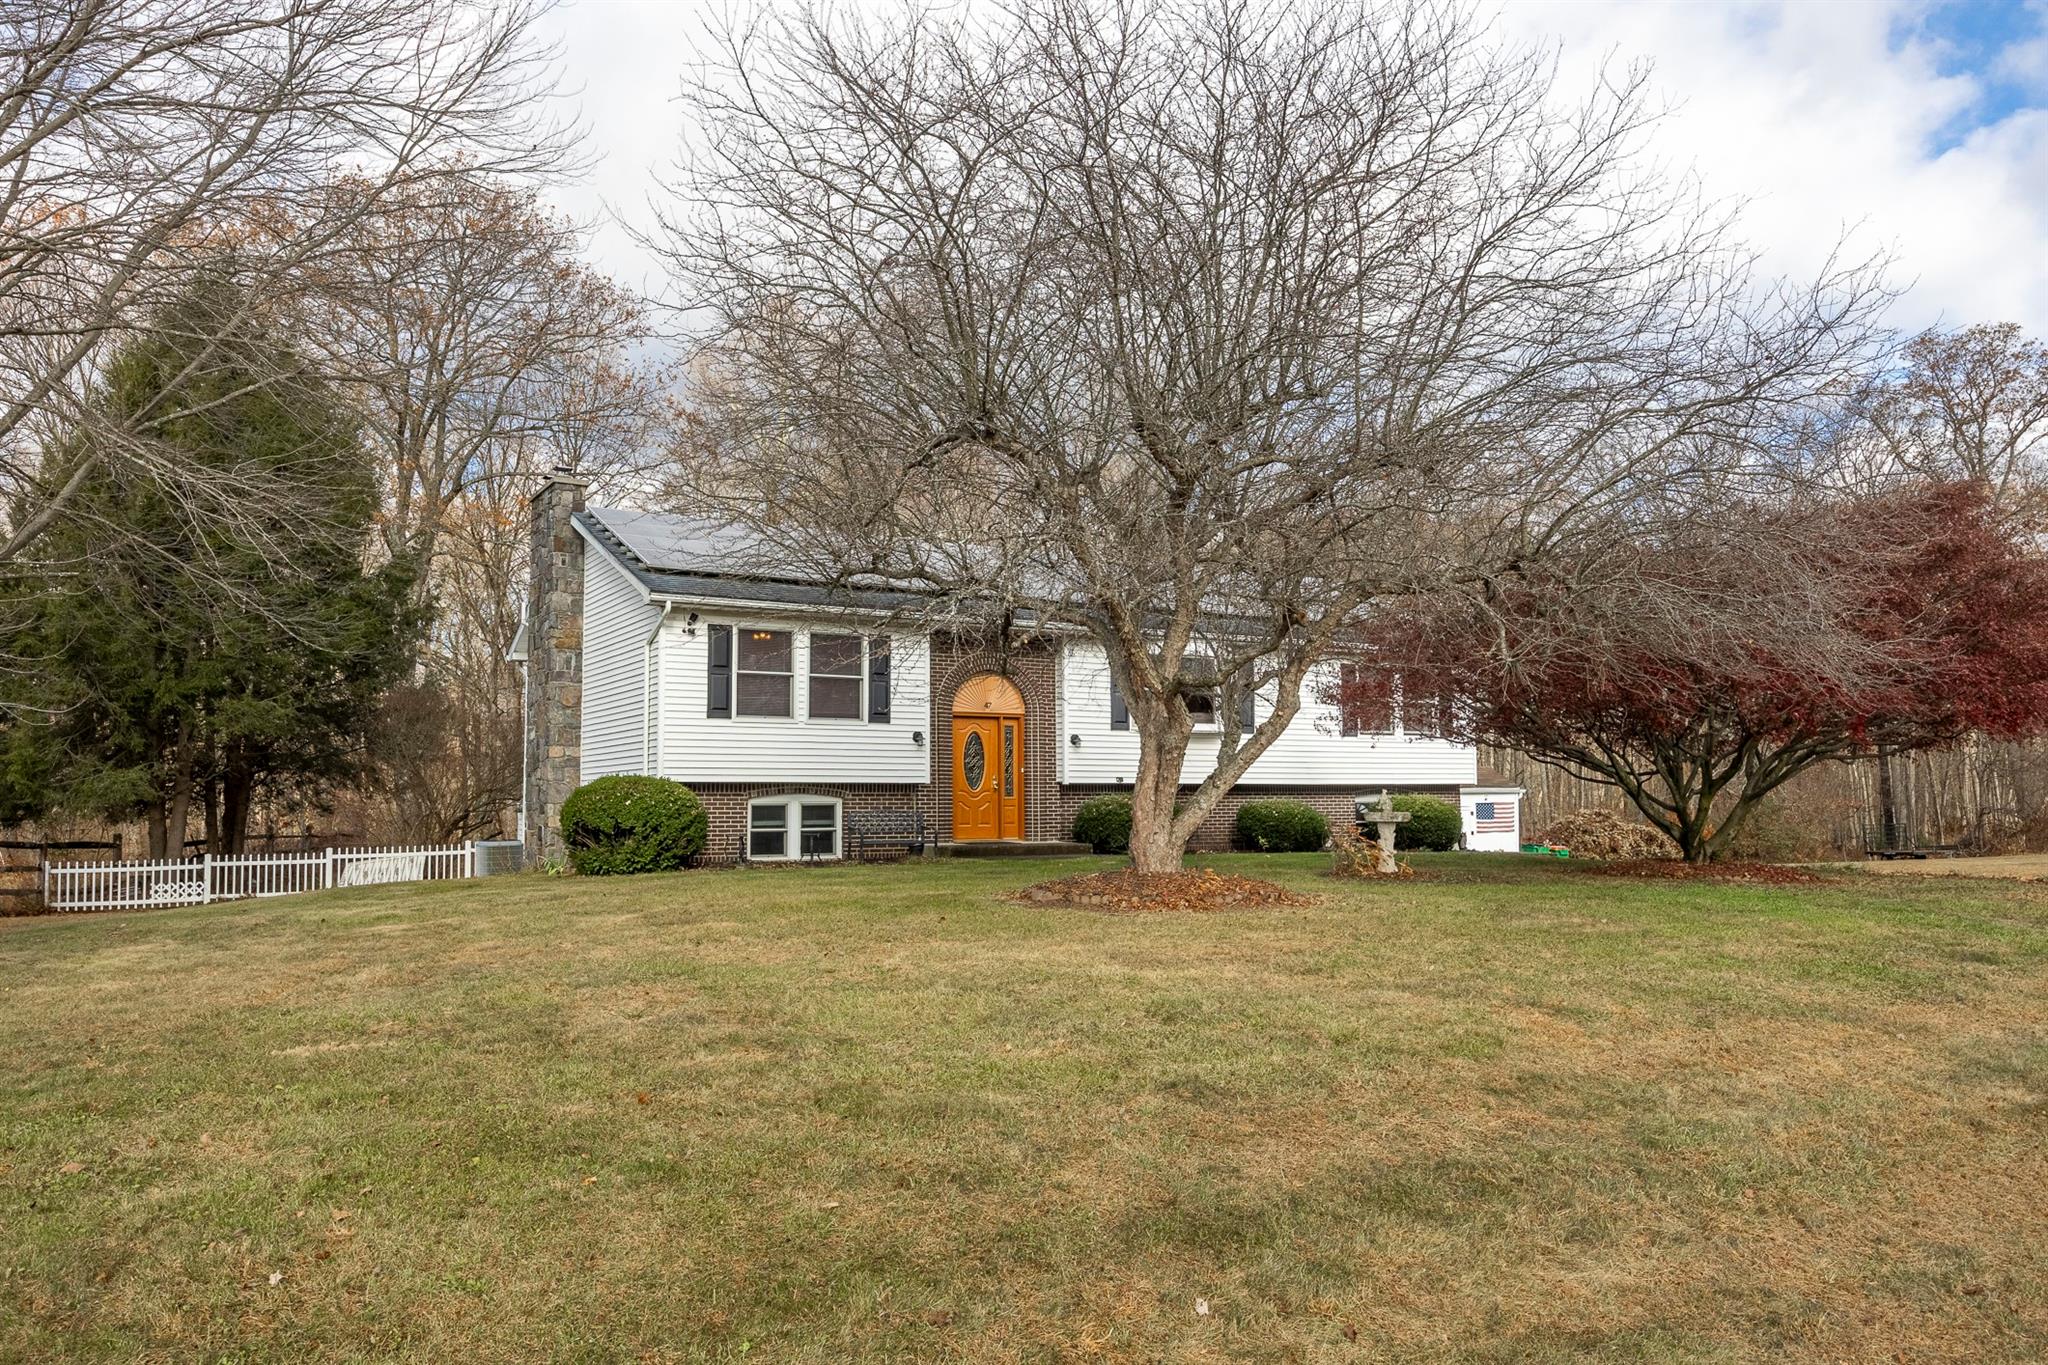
[939,839,1095,859]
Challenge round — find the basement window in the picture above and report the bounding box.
[747,796,842,861]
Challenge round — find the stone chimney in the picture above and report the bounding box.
[523,468,590,865]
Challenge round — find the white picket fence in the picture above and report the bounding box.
[40,843,479,913]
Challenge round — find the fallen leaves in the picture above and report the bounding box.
[1010,868,1313,914]
[1577,859,1828,886]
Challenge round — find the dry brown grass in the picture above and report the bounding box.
[2,852,2044,1362]
[1846,853,2048,881]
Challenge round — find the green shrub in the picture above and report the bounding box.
[1072,794,1133,854]
[1235,799,1329,852]
[559,775,707,875]
[1390,794,1461,851]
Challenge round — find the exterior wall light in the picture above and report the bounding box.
[912,730,925,747]
[1069,733,1081,746]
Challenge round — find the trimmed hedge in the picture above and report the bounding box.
[1390,794,1461,851]
[1072,794,1133,854]
[559,775,707,875]
[1235,799,1329,852]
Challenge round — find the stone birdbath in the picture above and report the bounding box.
[1358,790,1410,874]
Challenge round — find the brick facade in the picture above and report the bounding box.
[689,783,932,865]
[928,631,1064,844]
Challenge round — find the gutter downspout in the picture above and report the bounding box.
[644,602,674,776]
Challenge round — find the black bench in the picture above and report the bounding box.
[845,810,927,862]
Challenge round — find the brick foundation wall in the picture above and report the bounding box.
[1045,784,1465,851]
[691,783,934,864]
[693,779,1466,860]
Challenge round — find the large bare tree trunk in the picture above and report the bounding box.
[1129,726,1193,875]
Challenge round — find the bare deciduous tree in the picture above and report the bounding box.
[658,0,1886,872]
[1866,323,2048,519]
[288,171,672,840]
[0,0,570,572]
[292,172,668,580]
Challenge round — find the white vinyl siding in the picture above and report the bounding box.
[658,615,932,784]
[579,551,663,781]
[1057,641,1479,788]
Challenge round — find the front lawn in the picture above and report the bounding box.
[3,854,2045,1362]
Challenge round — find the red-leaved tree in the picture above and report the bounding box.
[1337,482,2048,862]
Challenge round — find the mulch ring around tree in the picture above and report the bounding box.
[1011,867,1316,913]
[1574,859,1829,886]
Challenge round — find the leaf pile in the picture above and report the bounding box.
[1011,868,1314,913]
[1540,808,1679,861]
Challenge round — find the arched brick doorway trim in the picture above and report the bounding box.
[928,637,1061,843]
[951,673,1026,840]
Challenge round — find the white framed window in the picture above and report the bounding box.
[800,801,840,857]
[736,628,793,717]
[747,795,842,861]
[808,632,864,719]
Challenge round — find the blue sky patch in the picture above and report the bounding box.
[1900,0,2047,151]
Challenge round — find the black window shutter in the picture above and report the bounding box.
[1109,672,1129,730]
[1338,664,1359,737]
[1237,682,1256,733]
[866,636,891,722]
[706,624,732,717]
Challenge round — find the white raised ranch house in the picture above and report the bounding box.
[515,472,1522,864]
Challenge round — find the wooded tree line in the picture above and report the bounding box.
[0,1,667,853]
[1491,737,2048,862]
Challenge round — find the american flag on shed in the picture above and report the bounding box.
[1472,800,1517,833]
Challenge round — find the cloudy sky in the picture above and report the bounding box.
[537,0,2048,338]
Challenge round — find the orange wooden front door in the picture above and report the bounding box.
[952,714,1023,840]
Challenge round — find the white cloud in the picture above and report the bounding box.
[1498,0,2048,334]
[540,0,2048,337]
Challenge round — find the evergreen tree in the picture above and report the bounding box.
[1,273,417,854]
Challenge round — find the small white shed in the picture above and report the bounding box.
[1459,786,1525,852]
